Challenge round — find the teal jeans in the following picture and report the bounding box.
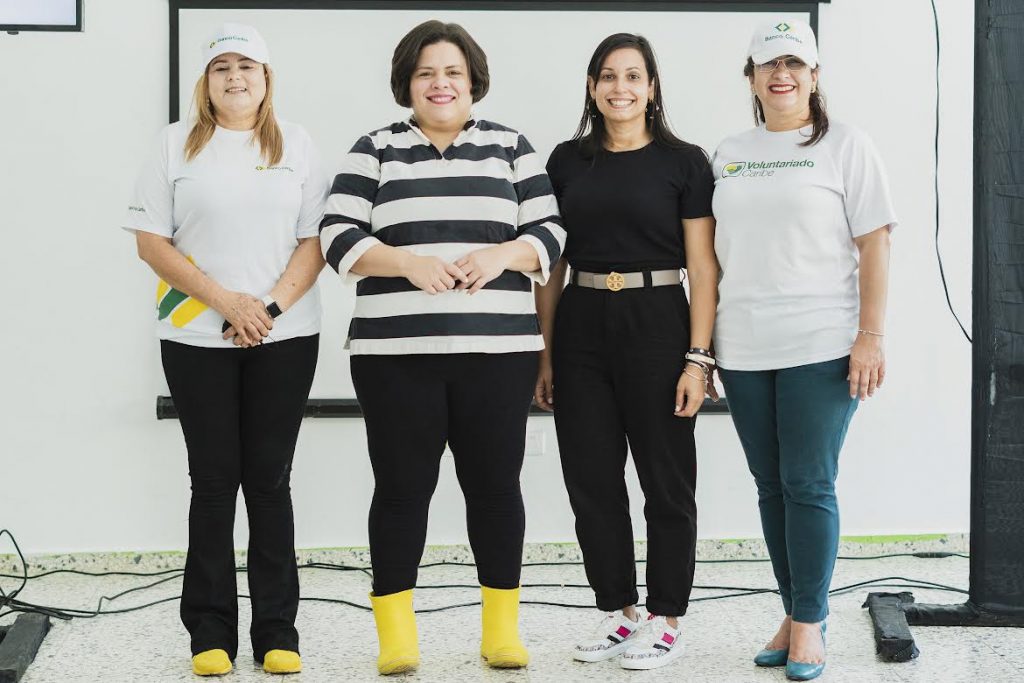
[719,356,858,623]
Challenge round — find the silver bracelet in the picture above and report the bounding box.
[683,370,708,384]
[685,360,710,376]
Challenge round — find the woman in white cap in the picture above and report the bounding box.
[711,19,897,681]
[123,23,328,676]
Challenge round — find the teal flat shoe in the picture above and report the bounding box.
[753,646,789,667]
[757,647,786,667]
[785,621,826,681]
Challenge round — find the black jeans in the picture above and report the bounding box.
[552,284,698,617]
[161,335,318,663]
[351,352,538,596]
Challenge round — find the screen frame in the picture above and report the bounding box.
[0,0,83,32]
[165,0,827,417]
[170,0,825,123]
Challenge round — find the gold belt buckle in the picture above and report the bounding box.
[605,272,625,292]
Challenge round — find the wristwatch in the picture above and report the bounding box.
[261,294,283,319]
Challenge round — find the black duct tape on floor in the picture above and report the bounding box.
[0,614,50,683]
[863,592,920,662]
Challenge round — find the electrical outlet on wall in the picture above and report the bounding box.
[525,429,546,457]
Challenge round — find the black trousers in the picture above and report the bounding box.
[161,335,318,663]
[351,352,538,596]
[552,284,698,617]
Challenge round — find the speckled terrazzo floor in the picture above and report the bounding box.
[4,539,1023,682]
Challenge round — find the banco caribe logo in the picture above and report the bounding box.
[210,36,249,48]
[723,162,746,177]
[774,22,791,32]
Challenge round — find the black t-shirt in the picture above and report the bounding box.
[545,139,714,272]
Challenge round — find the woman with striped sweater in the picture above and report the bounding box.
[319,20,565,675]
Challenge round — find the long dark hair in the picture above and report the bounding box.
[744,57,829,146]
[572,33,691,156]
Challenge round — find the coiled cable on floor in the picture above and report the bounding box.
[0,529,968,620]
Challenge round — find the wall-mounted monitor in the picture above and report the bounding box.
[0,0,82,32]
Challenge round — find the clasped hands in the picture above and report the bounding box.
[402,244,513,295]
[219,292,274,348]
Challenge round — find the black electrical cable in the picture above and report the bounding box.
[0,529,969,620]
[930,0,971,343]
[0,529,30,619]
[0,551,967,583]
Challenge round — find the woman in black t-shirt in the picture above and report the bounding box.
[535,33,718,671]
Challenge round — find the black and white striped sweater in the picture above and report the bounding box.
[320,118,566,355]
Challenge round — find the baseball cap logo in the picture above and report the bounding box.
[774,22,791,32]
[723,162,746,177]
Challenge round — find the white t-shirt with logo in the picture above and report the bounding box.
[711,121,898,371]
[123,121,329,348]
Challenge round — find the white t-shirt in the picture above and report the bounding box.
[123,120,329,348]
[711,121,898,371]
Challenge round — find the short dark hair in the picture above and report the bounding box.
[391,20,489,108]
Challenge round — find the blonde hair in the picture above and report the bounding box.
[184,63,283,165]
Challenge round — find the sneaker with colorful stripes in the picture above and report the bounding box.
[619,615,684,670]
[572,610,644,662]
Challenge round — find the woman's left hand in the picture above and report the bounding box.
[454,245,512,294]
[228,331,262,348]
[674,365,707,418]
[848,333,885,400]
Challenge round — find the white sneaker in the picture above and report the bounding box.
[619,615,684,670]
[572,610,644,662]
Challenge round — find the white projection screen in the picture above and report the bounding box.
[0,0,81,30]
[171,1,817,401]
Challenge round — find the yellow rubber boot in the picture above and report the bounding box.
[263,649,302,674]
[191,649,232,676]
[370,589,420,675]
[480,586,529,668]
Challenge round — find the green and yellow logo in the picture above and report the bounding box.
[211,35,249,48]
[774,22,791,32]
[255,165,295,172]
[721,158,815,178]
[723,162,746,177]
[156,255,208,328]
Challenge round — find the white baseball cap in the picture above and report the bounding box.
[202,22,269,67]
[747,19,818,69]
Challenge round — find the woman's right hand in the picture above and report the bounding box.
[401,254,469,294]
[217,291,273,346]
[534,355,554,411]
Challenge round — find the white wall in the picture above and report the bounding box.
[0,0,974,554]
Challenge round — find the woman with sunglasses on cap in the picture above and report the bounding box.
[319,20,565,675]
[534,33,717,671]
[123,23,328,676]
[711,20,897,681]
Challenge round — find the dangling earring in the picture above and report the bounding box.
[647,100,658,123]
[588,99,597,119]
